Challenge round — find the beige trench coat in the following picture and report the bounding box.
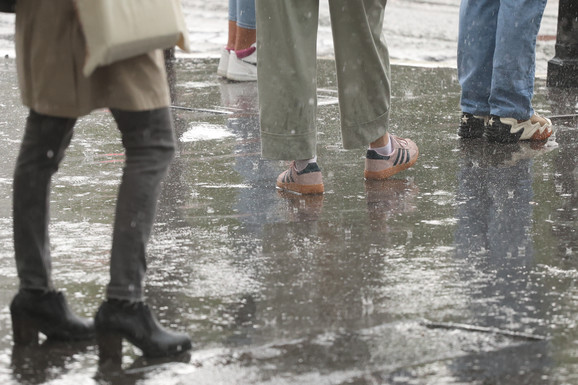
[15,0,171,118]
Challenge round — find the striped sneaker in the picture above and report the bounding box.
[276,162,324,195]
[485,114,553,143]
[364,135,419,180]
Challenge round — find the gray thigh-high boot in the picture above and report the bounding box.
[11,110,94,345]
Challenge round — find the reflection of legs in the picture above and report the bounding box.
[106,108,176,301]
[11,110,93,345]
[96,107,191,361]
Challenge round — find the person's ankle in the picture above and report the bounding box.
[295,156,317,172]
[369,134,393,156]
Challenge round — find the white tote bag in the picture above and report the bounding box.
[74,0,191,76]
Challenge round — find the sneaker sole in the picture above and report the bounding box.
[227,72,257,82]
[276,181,324,195]
[364,150,419,180]
[527,128,553,141]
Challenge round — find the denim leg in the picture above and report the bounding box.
[229,0,237,23]
[236,0,256,30]
[13,110,76,291]
[458,0,499,116]
[489,0,547,120]
[106,108,176,301]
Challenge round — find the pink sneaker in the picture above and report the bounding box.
[364,135,419,180]
[276,162,324,195]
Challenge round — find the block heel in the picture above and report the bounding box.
[11,313,39,345]
[97,331,123,364]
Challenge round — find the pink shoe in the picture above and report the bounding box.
[364,135,419,180]
[276,162,324,195]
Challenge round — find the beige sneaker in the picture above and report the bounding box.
[364,135,419,180]
[276,162,324,195]
[486,114,553,142]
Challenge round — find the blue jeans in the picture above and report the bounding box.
[229,0,256,30]
[458,0,547,120]
[13,108,175,301]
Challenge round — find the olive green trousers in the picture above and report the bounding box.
[256,0,391,160]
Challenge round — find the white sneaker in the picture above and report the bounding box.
[227,43,257,82]
[217,47,230,78]
[487,114,553,142]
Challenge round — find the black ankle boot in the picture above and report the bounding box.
[95,300,192,360]
[10,290,95,345]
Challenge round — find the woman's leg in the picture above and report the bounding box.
[234,0,256,50]
[106,107,175,301]
[13,110,76,291]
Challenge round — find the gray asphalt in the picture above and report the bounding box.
[0,1,577,384]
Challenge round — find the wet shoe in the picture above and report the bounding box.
[364,135,419,180]
[276,162,324,195]
[485,114,553,143]
[217,47,230,78]
[458,112,488,139]
[227,43,257,82]
[10,290,95,345]
[95,300,192,361]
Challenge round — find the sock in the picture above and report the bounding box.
[295,156,317,171]
[370,138,393,156]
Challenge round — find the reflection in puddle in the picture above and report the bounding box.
[180,123,234,142]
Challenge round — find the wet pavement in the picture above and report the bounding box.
[1,49,578,385]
